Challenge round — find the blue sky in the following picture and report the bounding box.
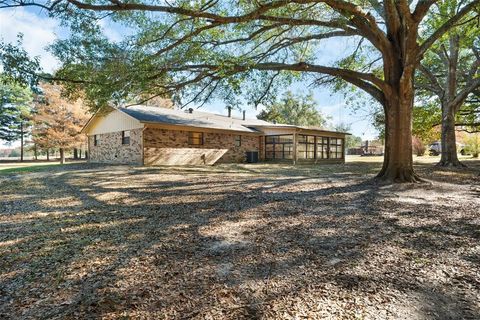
[0,7,379,147]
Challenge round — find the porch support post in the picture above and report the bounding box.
[87,135,91,162]
[292,131,297,165]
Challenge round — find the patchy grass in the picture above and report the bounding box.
[0,161,87,175]
[0,161,479,319]
[0,163,62,175]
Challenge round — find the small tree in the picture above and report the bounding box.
[32,83,89,164]
[335,123,362,149]
[464,133,480,158]
[257,91,328,127]
[412,136,427,156]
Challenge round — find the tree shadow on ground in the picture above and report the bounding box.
[0,162,479,319]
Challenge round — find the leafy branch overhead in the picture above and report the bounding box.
[0,0,477,109]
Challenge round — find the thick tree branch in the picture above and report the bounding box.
[160,61,386,104]
[452,78,480,111]
[418,0,480,60]
[412,0,438,22]
[418,64,444,96]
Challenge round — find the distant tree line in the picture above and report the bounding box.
[0,77,90,163]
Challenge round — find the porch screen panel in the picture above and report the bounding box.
[265,135,293,160]
[330,138,344,159]
[316,137,329,159]
[298,135,315,159]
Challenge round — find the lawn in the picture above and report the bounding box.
[0,159,479,319]
[0,161,86,175]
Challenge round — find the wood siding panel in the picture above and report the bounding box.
[87,110,143,135]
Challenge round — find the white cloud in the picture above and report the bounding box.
[0,8,60,72]
[98,19,126,43]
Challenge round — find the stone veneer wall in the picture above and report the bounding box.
[88,128,143,164]
[143,127,260,165]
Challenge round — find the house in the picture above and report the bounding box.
[81,105,349,165]
[348,140,385,156]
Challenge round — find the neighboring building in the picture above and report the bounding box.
[348,140,384,156]
[82,105,349,165]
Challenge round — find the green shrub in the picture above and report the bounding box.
[464,133,480,158]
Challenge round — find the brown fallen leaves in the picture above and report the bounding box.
[0,161,479,319]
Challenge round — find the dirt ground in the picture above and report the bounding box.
[0,159,479,319]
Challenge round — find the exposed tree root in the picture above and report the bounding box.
[435,159,467,168]
[375,168,425,184]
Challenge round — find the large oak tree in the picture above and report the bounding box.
[1,0,479,182]
[416,1,480,167]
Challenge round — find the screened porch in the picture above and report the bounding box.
[264,134,344,163]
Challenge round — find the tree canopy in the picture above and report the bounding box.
[0,75,33,143]
[257,91,328,127]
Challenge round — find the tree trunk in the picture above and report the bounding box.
[20,121,24,162]
[46,149,50,161]
[377,95,422,183]
[437,103,465,167]
[60,148,65,164]
[73,148,78,160]
[34,143,38,160]
[376,51,422,183]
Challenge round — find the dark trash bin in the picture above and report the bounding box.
[246,151,259,163]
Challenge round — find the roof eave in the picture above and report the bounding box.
[249,124,351,135]
[141,121,263,135]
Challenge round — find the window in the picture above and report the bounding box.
[265,135,293,160]
[235,135,242,147]
[316,137,329,159]
[188,132,204,145]
[329,138,344,159]
[297,135,316,159]
[122,130,130,145]
[94,135,98,146]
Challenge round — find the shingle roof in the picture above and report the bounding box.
[119,105,269,133]
[117,105,349,135]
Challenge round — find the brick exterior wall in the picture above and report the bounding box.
[143,127,260,165]
[259,136,265,161]
[88,128,143,164]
